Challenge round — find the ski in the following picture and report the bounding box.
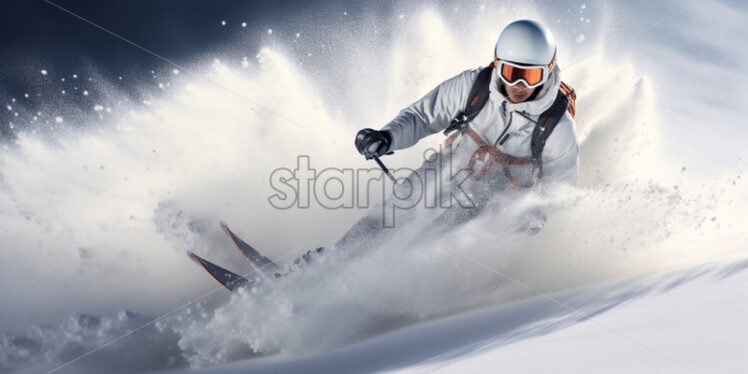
[188,251,256,292]
[220,221,282,276]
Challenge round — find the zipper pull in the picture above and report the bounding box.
[499,133,511,145]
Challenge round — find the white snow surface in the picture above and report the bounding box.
[1,0,747,373]
[164,259,748,374]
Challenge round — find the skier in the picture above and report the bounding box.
[329,19,578,254]
[195,21,579,285]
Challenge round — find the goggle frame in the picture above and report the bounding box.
[495,59,552,89]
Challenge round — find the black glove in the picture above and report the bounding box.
[355,128,392,159]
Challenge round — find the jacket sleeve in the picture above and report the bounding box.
[381,68,478,151]
[538,112,579,187]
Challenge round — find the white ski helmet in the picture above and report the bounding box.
[494,20,556,66]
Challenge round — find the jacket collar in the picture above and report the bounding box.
[489,64,562,116]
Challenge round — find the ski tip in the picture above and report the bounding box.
[187,251,201,264]
[187,251,235,292]
[219,220,230,234]
[220,220,240,244]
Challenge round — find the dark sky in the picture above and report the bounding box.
[1,0,338,83]
[0,0,393,136]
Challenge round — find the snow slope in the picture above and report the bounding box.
[164,258,748,374]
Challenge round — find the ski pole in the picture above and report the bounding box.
[373,155,397,183]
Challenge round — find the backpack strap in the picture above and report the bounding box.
[559,81,576,118]
[443,63,495,136]
[530,81,576,181]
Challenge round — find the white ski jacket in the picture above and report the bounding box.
[382,65,578,189]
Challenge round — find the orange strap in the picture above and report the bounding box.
[445,128,532,188]
[559,81,576,118]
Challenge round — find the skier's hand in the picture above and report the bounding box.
[355,128,392,159]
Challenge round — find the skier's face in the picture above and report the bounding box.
[505,81,535,103]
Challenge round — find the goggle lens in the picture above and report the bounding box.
[500,63,544,86]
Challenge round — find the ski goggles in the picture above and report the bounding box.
[495,59,551,89]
